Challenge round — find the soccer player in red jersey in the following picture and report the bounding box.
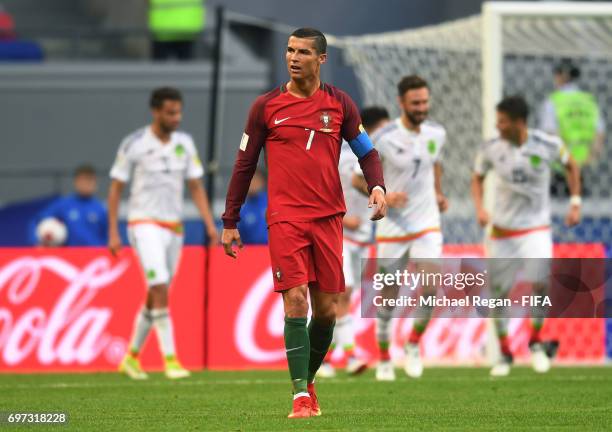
[222,28,387,419]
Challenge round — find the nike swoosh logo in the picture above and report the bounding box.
[286,346,304,353]
[274,117,291,125]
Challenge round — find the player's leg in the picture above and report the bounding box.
[269,221,313,418]
[520,230,554,373]
[375,241,409,381]
[404,231,443,378]
[306,215,345,416]
[156,230,190,379]
[487,236,518,377]
[490,317,513,377]
[338,243,368,375]
[282,284,312,418]
[317,239,357,379]
[120,224,167,379]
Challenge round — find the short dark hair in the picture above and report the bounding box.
[150,87,183,109]
[397,75,429,97]
[496,95,529,121]
[554,58,580,80]
[74,164,96,178]
[360,106,390,130]
[290,27,327,54]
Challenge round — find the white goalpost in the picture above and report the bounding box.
[481,1,612,139]
[330,1,612,245]
[330,1,612,364]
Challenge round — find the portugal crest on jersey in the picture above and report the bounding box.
[320,111,333,132]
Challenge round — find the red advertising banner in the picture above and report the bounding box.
[1,243,605,372]
[207,244,606,369]
[0,247,205,372]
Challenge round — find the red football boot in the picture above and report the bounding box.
[307,383,321,416]
[287,395,312,419]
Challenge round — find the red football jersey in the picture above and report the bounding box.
[223,83,382,228]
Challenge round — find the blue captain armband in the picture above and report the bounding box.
[348,131,374,159]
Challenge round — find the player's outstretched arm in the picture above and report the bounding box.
[107,179,124,256]
[188,178,219,245]
[564,157,582,227]
[471,173,489,227]
[222,228,243,258]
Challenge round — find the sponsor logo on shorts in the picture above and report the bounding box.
[275,267,282,282]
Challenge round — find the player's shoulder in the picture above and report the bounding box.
[120,127,147,151]
[372,119,400,142]
[321,83,357,106]
[254,86,283,107]
[173,130,195,144]
[422,120,447,138]
[530,129,562,148]
[480,136,503,152]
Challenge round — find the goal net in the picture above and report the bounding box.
[330,2,612,245]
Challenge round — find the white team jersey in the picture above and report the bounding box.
[339,143,372,243]
[369,118,446,239]
[110,126,204,222]
[474,129,570,230]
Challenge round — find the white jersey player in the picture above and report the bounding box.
[353,76,449,381]
[318,107,389,379]
[472,95,581,377]
[108,87,218,380]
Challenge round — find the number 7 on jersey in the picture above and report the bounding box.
[305,128,315,150]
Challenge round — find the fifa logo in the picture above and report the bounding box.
[319,112,333,132]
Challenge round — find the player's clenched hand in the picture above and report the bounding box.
[386,192,408,208]
[108,232,122,257]
[565,205,581,227]
[437,193,449,213]
[222,228,243,258]
[476,208,489,227]
[368,188,387,221]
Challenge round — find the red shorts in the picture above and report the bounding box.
[268,214,345,293]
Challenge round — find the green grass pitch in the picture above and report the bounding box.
[2,367,611,431]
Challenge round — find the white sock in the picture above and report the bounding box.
[337,315,355,353]
[376,308,393,345]
[151,308,176,358]
[130,307,152,354]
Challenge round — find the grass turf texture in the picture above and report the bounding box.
[1,368,611,431]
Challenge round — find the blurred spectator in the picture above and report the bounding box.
[237,169,268,244]
[31,165,108,246]
[539,58,605,195]
[149,0,205,61]
[0,4,15,40]
[0,4,43,61]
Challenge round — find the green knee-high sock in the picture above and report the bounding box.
[284,317,310,394]
[307,319,335,383]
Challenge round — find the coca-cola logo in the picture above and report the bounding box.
[233,267,519,364]
[0,256,129,367]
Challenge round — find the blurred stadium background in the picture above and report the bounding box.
[1,0,611,383]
